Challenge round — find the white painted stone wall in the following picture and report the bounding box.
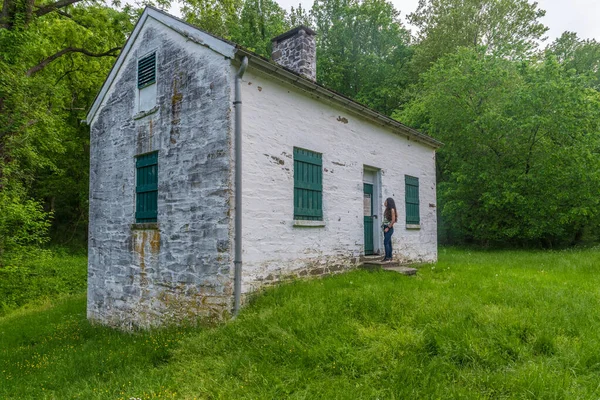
[240,68,438,294]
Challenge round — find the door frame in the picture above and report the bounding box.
[363,166,382,255]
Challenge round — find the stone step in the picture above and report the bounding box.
[382,266,417,276]
[362,259,400,266]
[359,259,418,276]
[359,255,384,262]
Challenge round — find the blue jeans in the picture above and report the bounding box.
[384,227,394,259]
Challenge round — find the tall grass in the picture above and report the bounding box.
[0,249,86,315]
[2,248,600,399]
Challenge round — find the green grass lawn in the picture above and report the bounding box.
[2,248,600,399]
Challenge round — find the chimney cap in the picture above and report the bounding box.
[271,25,316,43]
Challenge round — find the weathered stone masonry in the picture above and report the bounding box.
[271,25,317,80]
[88,21,234,328]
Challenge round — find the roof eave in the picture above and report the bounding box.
[234,49,443,149]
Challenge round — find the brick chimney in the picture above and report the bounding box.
[271,26,317,81]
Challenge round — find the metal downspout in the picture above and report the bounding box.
[233,56,248,317]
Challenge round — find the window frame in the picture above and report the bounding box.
[405,175,420,226]
[135,151,159,223]
[293,147,323,221]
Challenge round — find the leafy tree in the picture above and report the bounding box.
[399,48,600,246]
[408,0,548,71]
[183,0,290,56]
[288,3,311,27]
[235,0,289,55]
[312,0,413,115]
[184,0,412,114]
[181,0,243,39]
[546,31,600,89]
[0,181,51,260]
[0,2,138,259]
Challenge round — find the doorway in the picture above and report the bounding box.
[363,167,382,255]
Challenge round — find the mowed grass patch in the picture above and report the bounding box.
[3,248,600,399]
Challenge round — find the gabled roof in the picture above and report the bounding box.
[87,7,442,149]
[86,7,236,125]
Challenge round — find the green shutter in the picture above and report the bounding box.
[405,175,420,225]
[138,53,156,89]
[136,151,158,223]
[294,147,323,220]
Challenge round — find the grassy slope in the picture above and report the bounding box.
[2,248,600,399]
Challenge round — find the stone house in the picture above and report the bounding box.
[86,6,441,328]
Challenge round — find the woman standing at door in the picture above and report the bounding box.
[383,198,397,261]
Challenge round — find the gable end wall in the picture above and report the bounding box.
[88,19,235,328]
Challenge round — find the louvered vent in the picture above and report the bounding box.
[137,53,156,89]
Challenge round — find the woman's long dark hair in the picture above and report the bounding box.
[384,197,397,222]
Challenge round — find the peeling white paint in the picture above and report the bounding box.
[240,67,438,293]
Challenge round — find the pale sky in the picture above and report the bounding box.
[169,0,600,43]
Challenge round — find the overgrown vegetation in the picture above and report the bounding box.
[3,249,600,398]
[400,49,600,246]
[0,249,86,315]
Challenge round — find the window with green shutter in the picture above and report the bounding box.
[138,52,156,89]
[136,151,158,223]
[294,147,323,220]
[405,175,420,225]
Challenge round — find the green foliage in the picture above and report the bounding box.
[408,0,548,70]
[312,0,413,115]
[0,251,86,314]
[183,0,413,115]
[399,48,600,245]
[547,31,600,90]
[182,0,290,56]
[181,0,244,39]
[0,185,51,261]
[4,249,600,398]
[235,0,290,55]
[0,3,135,258]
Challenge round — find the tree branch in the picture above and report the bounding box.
[56,9,73,18]
[26,47,121,76]
[56,9,94,29]
[1,0,17,29]
[34,0,83,18]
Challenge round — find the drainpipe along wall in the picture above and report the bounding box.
[233,56,248,317]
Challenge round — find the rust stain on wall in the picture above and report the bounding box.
[170,74,183,144]
[133,229,161,289]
